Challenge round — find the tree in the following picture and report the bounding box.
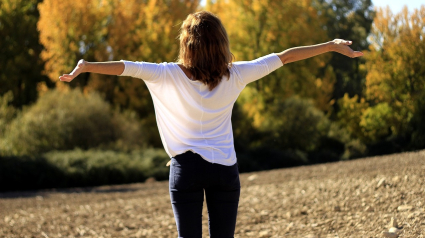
[314,0,375,107]
[38,0,200,146]
[0,0,50,107]
[87,0,199,120]
[207,0,335,129]
[38,0,199,89]
[339,6,425,144]
[336,93,368,140]
[37,0,109,85]
[364,6,425,140]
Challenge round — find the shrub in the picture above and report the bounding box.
[309,136,345,163]
[0,91,16,135]
[136,149,172,180]
[408,95,425,150]
[237,147,308,172]
[0,155,65,191]
[336,94,368,140]
[342,139,367,160]
[261,96,330,152]
[359,102,393,143]
[326,122,367,160]
[0,91,17,154]
[109,109,145,151]
[2,89,144,155]
[0,148,170,192]
[234,96,350,169]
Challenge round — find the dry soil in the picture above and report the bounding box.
[1,150,424,238]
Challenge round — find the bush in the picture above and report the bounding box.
[2,89,144,155]
[0,155,65,191]
[342,139,367,160]
[0,148,170,192]
[261,96,330,152]
[325,122,367,160]
[237,147,308,172]
[359,103,393,143]
[0,91,17,153]
[234,96,350,169]
[309,137,345,163]
[409,95,425,150]
[136,149,172,180]
[0,91,16,135]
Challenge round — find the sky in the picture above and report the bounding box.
[372,0,424,13]
[200,1,424,13]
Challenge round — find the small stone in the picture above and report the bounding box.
[389,217,399,228]
[260,210,269,216]
[388,227,401,234]
[300,208,308,215]
[248,174,258,181]
[285,211,291,218]
[259,230,270,237]
[145,177,156,183]
[392,176,400,183]
[285,222,294,231]
[364,206,374,212]
[135,230,144,238]
[377,178,386,188]
[382,231,399,238]
[397,205,413,211]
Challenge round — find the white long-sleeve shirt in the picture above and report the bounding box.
[120,53,283,166]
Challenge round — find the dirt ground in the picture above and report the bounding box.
[1,150,424,238]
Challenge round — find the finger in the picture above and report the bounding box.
[59,74,74,82]
[352,51,363,58]
[335,39,352,45]
[334,39,352,45]
[59,76,69,82]
[59,74,72,79]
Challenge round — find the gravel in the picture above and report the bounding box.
[1,150,424,237]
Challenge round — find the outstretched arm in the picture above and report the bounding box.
[276,39,363,65]
[59,60,125,82]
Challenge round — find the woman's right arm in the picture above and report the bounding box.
[59,59,125,82]
[276,39,363,65]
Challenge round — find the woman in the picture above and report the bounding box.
[60,11,362,238]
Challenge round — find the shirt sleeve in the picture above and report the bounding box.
[231,53,283,85]
[119,60,164,83]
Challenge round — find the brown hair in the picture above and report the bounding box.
[177,11,234,91]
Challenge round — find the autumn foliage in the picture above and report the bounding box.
[338,6,425,145]
[1,0,425,172]
[208,0,336,114]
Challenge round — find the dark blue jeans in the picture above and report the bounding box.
[169,151,241,238]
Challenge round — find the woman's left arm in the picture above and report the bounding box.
[276,39,363,65]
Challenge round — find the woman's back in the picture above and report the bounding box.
[120,53,283,165]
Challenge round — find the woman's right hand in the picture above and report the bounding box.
[59,59,87,82]
[330,39,363,58]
